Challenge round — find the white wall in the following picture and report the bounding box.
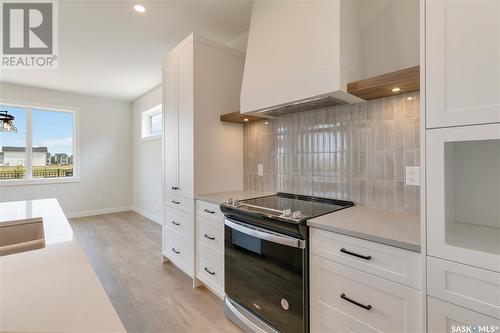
[226,31,249,52]
[0,83,133,217]
[132,85,162,224]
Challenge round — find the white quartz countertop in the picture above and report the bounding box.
[195,190,275,205]
[307,205,421,252]
[0,198,126,333]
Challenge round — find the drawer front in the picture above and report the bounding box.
[197,216,223,253]
[310,228,422,289]
[310,254,422,333]
[310,308,358,333]
[164,194,194,214]
[164,207,193,238]
[164,228,193,277]
[196,200,223,221]
[427,256,500,319]
[428,296,500,333]
[197,243,223,295]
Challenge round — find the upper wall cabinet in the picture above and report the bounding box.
[426,0,500,128]
[240,0,419,114]
[162,34,245,200]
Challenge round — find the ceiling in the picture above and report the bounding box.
[0,0,252,101]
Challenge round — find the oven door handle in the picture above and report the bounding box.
[225,218,306,249]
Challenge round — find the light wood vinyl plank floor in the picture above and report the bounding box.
[70,211,241,333]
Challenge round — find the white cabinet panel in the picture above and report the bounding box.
[428,297,500,333]
[196,201,223,222]
[310,254,422,333]
[176,45,194,199]
[427,257,500,319]
[426,0,500,128]
[164,194,194,214]
[310,228,421,289]
[196,216,223,253]
[310,308,358,333]
[196,243,223,298]
[163,57,179,198]
[163,227,193,278]
[164,207,194,239]
[426,124,500,272]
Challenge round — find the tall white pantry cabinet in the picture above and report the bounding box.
[424,0,500,331]
[161,33,244,278]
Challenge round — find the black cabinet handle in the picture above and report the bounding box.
[204,209,215,214]
[171,221,180,226]
[204,267,215,275]
[171,200,180,205]
[204,234,215,240]
[340,248,372,260]
[340,293,372,310]
[171,248,180,254]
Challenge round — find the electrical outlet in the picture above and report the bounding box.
[405,166,420,186]
[257,164,264,177]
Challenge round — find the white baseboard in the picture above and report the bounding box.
[133,206,161,224]
[66,206,133,219]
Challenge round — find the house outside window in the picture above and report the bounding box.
[0,103,78,185]
[141,105,162,140]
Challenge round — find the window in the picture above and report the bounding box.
[141,105,162,140]
[0,103,77,184]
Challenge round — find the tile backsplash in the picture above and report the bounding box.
[244,92,420,213]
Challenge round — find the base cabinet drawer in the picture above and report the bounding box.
[427,256,500,319]
[310,228,421,289]
[428,297,500,333]
[164,194,194,214]
[196,216,223,253]
[310,254,422,333]
[196,200,223,221]
[164,207,193,238]
[164,228,193,277]
[310,308,358,333]
[196,244,223,297]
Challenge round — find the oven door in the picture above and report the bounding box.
[224,218,307,333]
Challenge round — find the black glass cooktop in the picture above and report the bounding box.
[240,192,353,220]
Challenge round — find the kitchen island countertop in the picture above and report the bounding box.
[0,198,125,333]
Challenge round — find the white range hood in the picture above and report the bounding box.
[240,0,419,115]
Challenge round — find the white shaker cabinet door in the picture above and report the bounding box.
[176,45,194,199]
[163,56,179,199]
[426,0,500,128]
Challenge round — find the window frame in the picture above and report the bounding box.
[141,104,162,141]
[0,99,80,186]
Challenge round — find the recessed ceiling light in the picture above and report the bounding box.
[243,118,249,122]
[407,96,413,101]
[392,87,401,92]
[134,4,146,13]
[264,121,270,125]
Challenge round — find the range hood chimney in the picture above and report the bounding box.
[240,0,364,115]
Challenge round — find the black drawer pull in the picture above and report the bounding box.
[171,248,180,254]
[204,234,215,240]
[204,267,215,275]
[172,186,179,190]
[171,221,180,226]
[204,209,216,214]
[171,200,180,205]
[340,293,372,310]
[340,248,372,260]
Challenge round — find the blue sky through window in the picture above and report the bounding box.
[0,106,73,155]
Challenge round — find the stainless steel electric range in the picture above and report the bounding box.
[220,192,354,333]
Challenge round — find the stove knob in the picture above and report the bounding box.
[283,209,292,217]
[233,199,240,206]
[226,198,233,205]
[292,210,302,219]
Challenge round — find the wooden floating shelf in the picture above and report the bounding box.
[347,65,420,101]
[220,112,267,124]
